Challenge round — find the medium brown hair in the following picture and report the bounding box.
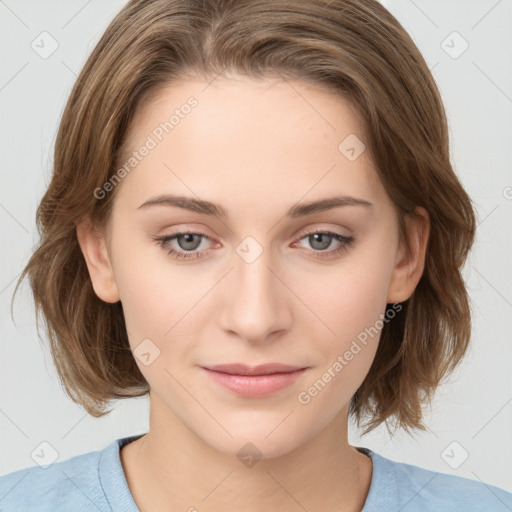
[13,0,476,435]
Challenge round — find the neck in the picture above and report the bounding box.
[120,392,373,512]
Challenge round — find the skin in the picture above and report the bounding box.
[77,74,429,512]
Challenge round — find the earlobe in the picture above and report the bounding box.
[387,207,430,303]
[76,219,120,303]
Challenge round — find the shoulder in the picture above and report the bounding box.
[0,442,110,511]
[392,458,512,511]
[363,448,512,512]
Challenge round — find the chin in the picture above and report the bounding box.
[197,416,311,462]
[215,435,303,463]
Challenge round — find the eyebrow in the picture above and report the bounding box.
[137,194,373,218]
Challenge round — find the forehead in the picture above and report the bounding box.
[113,75,386,216]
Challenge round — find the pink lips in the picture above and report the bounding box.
[200,363,308,398]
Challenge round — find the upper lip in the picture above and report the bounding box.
[201,363,306,376]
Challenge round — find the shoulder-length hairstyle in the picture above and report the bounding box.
[13,0,475,435]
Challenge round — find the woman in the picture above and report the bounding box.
[1,0,511,510]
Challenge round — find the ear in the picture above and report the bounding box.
[76,219,120,303]
[387,206,430,303]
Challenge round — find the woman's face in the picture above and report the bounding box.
[80,75,426,459]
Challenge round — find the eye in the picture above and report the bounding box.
[292,229,355,259]
[153,228,355,261]
[153,231,215,260]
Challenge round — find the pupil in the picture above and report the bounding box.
[311,233,330,250]
[180,234,199,250]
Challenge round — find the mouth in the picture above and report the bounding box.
[199,363,309,397]
[201,362,307,376]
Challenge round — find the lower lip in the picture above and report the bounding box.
[201,368,308,398]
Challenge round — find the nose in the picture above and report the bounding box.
[218,243,292,344]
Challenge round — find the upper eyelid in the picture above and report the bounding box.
[161,222,351,237]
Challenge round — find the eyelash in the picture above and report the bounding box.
[153,229,355,261]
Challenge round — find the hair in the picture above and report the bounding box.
[12,0,476,436]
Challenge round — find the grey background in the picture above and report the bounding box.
[1,0,511,492]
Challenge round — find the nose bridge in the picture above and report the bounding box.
[234,236,280,311]
[219,236,288,341]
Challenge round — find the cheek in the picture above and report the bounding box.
[109,232,192,341]
[293,266,392,421]
[112,249,204,387]
[292,240,397,407]
[297,244,396,347]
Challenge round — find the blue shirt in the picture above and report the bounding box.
[1,434,511,511]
